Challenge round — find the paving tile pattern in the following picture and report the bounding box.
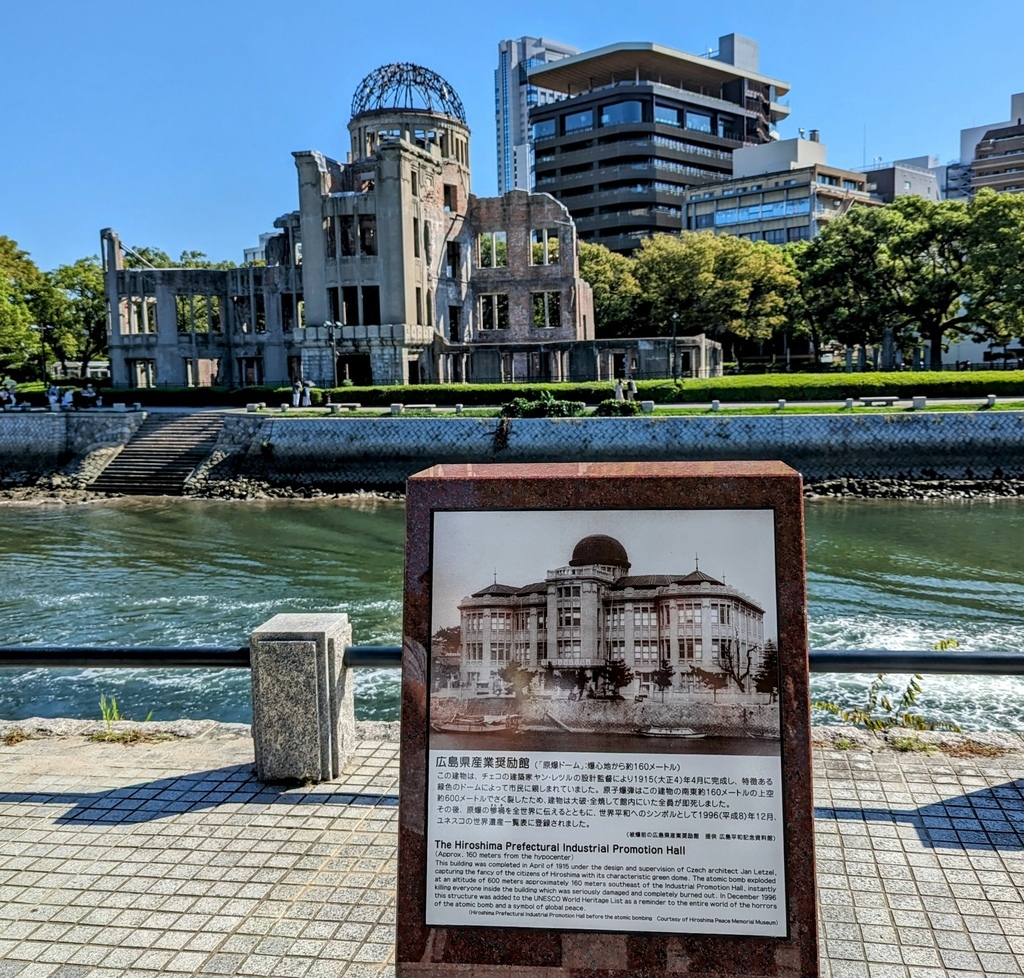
[0,735,1021,977]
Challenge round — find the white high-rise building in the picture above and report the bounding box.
[495,36,579,194]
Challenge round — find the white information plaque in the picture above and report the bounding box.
[426,749,785,936]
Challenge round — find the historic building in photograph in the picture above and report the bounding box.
[451,533,766,700]
[102,63,720,390]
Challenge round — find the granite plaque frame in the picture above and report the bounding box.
[400,462,817,978]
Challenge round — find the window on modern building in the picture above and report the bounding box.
[654,103,681,127]
[448,305,461,342]
[339,216,355,257]
[787,226,809,242]
[446,241,461,278]
[843,179,860,191]
[413,217,421,258]
[479,231,508,267]
[480,293,509,330]
[532,119,556,140]
[358,215,377,255]
[342,286,359,325]
[817,174,839,186]
[718,115,737,139]
[530,228,560,265]
[685,110,712,133]
[602,101,643,127]
[695,213,715,229]
[531,291,561,328]
[362,286,381,324]
[904,180,912,190]
[764,228,786,245]
[563,109,594,134]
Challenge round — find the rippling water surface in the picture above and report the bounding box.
[1,496,1022,731]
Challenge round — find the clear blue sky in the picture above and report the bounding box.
[2,0,1021,271]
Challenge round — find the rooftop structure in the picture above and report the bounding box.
[946,92,1024,200]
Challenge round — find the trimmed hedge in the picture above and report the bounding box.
[98,371,1024,409]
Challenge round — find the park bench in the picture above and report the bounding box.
[858,396,899,408]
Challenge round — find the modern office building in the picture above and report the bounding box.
[495,36,579,194]
[680,136,878,243]
[526,34,790,253]
[450,533,766,701]
[859,156,942,204]
[945,92,1024,199]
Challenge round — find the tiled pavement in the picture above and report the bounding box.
[0,728,1021,978]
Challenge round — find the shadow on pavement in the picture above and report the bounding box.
[0,764,398,825]
[815,778,1024,851]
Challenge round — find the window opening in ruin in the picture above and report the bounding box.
[359,215,377,256]
[480,294,509,330]
[237,356,264,386]
[281,295,296,331]
[209,296,222,333]
[531,291,561,328]
[413,218,421,258]
[342,287,360,325]
[127,358,156,389]
[415,287,423,325]
[232,296,249,333]
[479,231,507,267]
[443,184,456,212]
[446,241,461,277]
[185,358,219,388]
[530,229,560,265]
[287,356,303,383]
[448,305,461,342]
[408,358,421,384]
[329,288,341,323]
[423,222,431,263]
[426,290,432,328]
[254,294,266,333]
[411,170,419,196]
[325,218,337,259]
[339,216,355,257]
[362,286,381,325]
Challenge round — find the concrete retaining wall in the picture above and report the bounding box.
[213,411,1024,487]
[0,412,143,476]
[4,410,1023,486]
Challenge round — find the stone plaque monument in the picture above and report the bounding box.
[399,461,818,977]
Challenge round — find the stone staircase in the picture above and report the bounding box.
[89,413,225,496]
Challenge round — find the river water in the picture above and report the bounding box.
[1,496,1022,732]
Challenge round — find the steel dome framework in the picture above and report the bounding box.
[351,63,466,123]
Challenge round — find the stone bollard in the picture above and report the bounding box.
[711,399,720,412]
[640,400,654,413]
[912,395,927,411]
[112,402,127,412]
[777,399,786,411]
[246,403,260,413]
[454,403,463,414]
[329,404,342,414]
[250,613,355,784]
[986,394,997,408]
[390,403,404,415]
[280,404,289,413]
[844,397,854,410]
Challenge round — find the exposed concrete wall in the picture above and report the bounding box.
[201,410,1024,488]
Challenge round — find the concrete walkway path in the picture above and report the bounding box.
[0,725,1021,978]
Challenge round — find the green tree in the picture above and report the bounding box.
[33,257,107,375]
[577,241,641,337]
[0,237,43,377]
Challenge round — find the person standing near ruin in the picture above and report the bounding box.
[291,379,301,407]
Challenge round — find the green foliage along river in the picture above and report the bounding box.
[1,496,1022,731]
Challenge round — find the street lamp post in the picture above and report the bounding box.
[671,311,679,381]
[326,322,338,389]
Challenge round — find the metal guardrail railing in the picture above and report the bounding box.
[0,646,1023,675]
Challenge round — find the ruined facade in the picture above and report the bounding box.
[103,63,716,389]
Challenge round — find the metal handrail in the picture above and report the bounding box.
[0,646,1022,675]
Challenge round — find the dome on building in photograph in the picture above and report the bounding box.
[569,534,630,570]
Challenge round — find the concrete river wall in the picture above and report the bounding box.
[196,411,1024,487]
[3,409,1023,486]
